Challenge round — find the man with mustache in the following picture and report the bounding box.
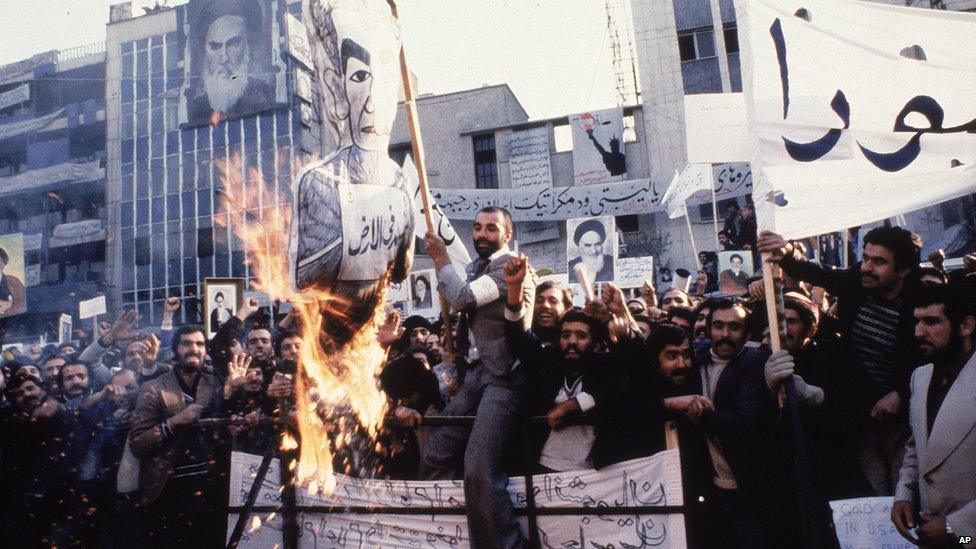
[420,205,535,549]
[892,283,976,548]
[759,226,924,497]
[0,372,77,547]
[691,297,784,548]
[129,325,222,547]
[59,361,93,408]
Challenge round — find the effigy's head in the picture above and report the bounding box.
[304,0,402,153]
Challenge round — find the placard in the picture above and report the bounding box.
[78,295,107,320]
[58,314,73,345]
[615,256,654,289]
[204,278,244,338]
[507,127,552,190]
[566,216,617,283]
[409,268,439,319]
[829,497,914,549]
[569,107,627,185]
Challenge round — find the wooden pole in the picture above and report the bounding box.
[761,252,824,549]
[711,171,721,248]
[842,228,850,270]
[683,201,700,265]
[388,1,454,354]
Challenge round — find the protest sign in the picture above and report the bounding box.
[204,278,244,338]
[717,251,754,294]
[507,127,553,190]
[228,449,686,548]
[661,164,713,219]
[685,92,750,164]
[58,314,72,345]
[408,268,439,319]
[615,256,655,289]
[569,107,627,185]
[739,0,976,238]
[829,497,914,549]
[567,216,616,284]
[78,295,107,320]
[0,233,27,318]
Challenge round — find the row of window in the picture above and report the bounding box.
[678,23,739,62]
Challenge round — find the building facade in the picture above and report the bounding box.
[104,0,317,326]
[0,44,108,343]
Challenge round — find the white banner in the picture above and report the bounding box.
[507,127,552,190]
[739,0,976,238]
[570,107,627,185]
[661,164,713,219]
[0,83,30,111]
[0,159,104,197]
[228,450,685,548]
[403,155,471,271]
[615,256,655,288]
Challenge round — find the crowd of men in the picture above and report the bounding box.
[2,203,976,548]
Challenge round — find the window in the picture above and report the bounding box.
[723,22,739,54]
[472,134,498,189]
[678,28,717,61]
[616,215,639,233]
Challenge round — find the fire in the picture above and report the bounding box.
[215,153,391,495]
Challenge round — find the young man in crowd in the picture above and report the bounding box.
[892,282,976,547]
[759,226,925,496]
[420,205,535,549]
[661,287,694,312]
[531,279,574,346]
[59,360,93,408]
[129,325,223,547]
[40,354,64,395]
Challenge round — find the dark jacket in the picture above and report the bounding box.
[692,341,781,501]
[779,253,924,408]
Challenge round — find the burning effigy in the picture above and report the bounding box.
[218,0,414,494]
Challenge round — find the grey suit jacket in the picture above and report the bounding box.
[895,352,976,542]
[437,250,535,377]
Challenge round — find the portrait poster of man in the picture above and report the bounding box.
[717,251,754,294]
[818,232,844,268]
[409,269,439,319]
[566,216,617,284]
[181,0,287,127]
[58,314,72,345]
[0,233,27,319]
[204,277,244,338]
[386,278,411,315]
[568,107,626,185]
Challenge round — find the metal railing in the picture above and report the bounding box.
[220,414,686,549]
[57,42,106,63]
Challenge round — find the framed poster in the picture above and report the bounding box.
[204,277,245,338]
[59,314,73,345]
[717,251,754,294]
[409,269,439,319]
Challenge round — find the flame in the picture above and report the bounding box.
[215,153,391,495]
[210,110,222,127]
[249,516,262,533]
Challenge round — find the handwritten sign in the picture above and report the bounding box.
[285,13,313,70]
[685,93,749,164]
[829,497,914,549]
[615,257,655,288]
[78,295,106,319]
[507,127,552,190]
[661,164,712,219]
[228,449,686,548]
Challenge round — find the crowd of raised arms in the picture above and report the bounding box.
[3,204,976,548]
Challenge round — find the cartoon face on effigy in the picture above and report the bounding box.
[290,0,414,345]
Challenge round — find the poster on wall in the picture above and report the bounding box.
[181,0,287,126]
[204,277,245,338]
[566,216,617,284]
[0,233,27,319]
[569,107,626,185]
[507,127,552,190]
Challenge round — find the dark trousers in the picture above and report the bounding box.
[702,486,769,549]
[148,475,223,548]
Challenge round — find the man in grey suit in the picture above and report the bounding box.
[892,283,976,548]
[420,206,535,549]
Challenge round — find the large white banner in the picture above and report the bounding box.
[570,108,627,185]
[403,155,471,271]
[507,127,553,190]
[739,0,976,238]
[228,450,686,548]
[661,164,713,219]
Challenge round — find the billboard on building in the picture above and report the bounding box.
[0,233,27,318]
[181,0,287,126]
[569,107,626,185]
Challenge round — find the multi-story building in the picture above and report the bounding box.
[0,44,108,343]
[104,0,317,326]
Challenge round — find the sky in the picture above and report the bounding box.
[0,0,620,120]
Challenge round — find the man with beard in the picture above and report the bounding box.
[187,0,273,124]
[0,372,77,547]
[759,226,924,496]
[122,334,169,384]
[224,354,273,454]
[420,205,535,549]
[661,287,694,313]
[129,325,222,547]
[892,283,976,547]
[532,280,574,346]
[692,297,782,548]
[40,355,64,395]
[567,219,615,283]
[78,309,141,390]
